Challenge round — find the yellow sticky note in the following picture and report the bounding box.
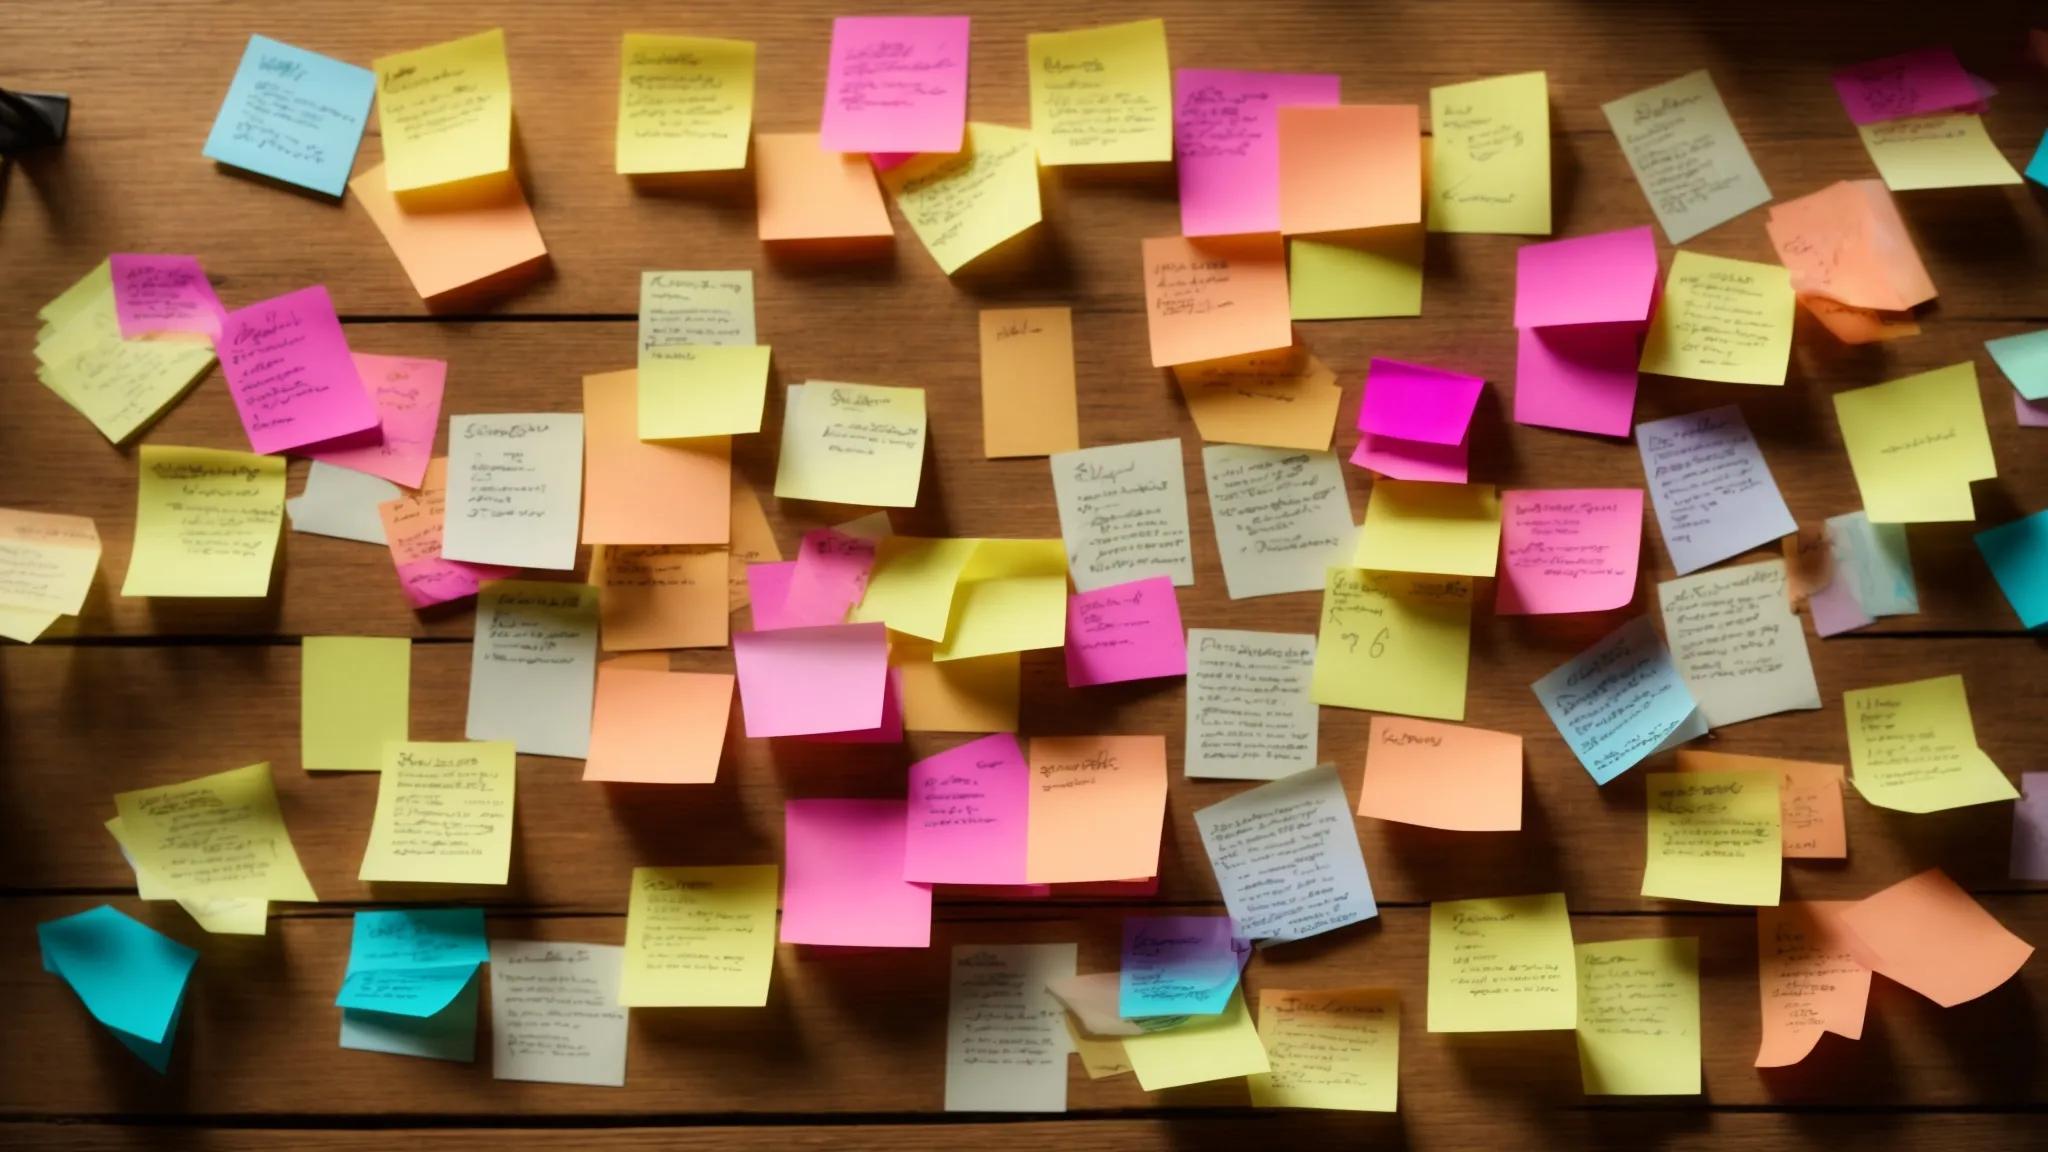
[1638,251,1796,386]
[773,382,928,508]
[637,345,772,439]
[106,817,271,935]
[881,123,1043,275]
[980,307,1080,458]
[0,507,100,616]
[1858,113,2022,191]
[1249,988,1400,1112]
[1027,18,1172,165]
[1833,362,1996,524]
[1427,892,1576,1032]
[1427,71,1550,234]
[934,539,1069,661]
[1121,987,1270,1091]
[849,537,981,640]
[0,606,60,644]
[360,741,517,884]
[300,636,410,772]
[1575,937,1700,1095]
[1312,568,1472,720]
[727,485,781,611]
[122,445,285,598]
[36,264,215,445]
[1354,481,1501,577]
[893,638,1020,732]
[1844,674,2016,813]
[114,762,317,902]
[1174,347,1342,452]
[621,864,779,1006]
[1064,1016,1134,1079]
[616,33,756,174]
[1289,227,1424,320]
[1642,771,1782,906]
[374,29,514,194]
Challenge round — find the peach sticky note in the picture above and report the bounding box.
[1765,180,1934,314]
[583,663,734,784]
[1278,105,1421,235]
[892,639,1020,733]
[1142,234,1293,368]
[350,163,547,300]
[1838,869,2033,1007]
[1025,735,1169,884]
[753,133,894,241]
[1357,716,1523,831]
[581,369,731,545]
[593,544,729,651]
[1755,901,1871,1067]
[1676,750,1846,859]
[980,307,1079,458]
[781,798,933,947]
[1175,347,1344,452]
[378,459,516,609]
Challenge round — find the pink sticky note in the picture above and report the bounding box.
[1512,323,1642,438]
[732,622,888,737]
[746,562,802,630]
[218,285,380,455]
[1495,488,1644,615]
[783,529,877,626]
[1065,577,1188,687]
[1350,433,1469,483]
[1833,47,1984,125]
[303,354,445,488]
[819,16,970,154]
[109,254,225,340]
[1358,358,1483,445]
[392,555,515,608]
[2017,392,2048,428]
[870,152,916,171]
[1174,69,1342,237]
[903,733,1031,884]
[782,798,933,947]
[798,674,904,744]
[1513,227,1659,329]
[1808,569,1875,637]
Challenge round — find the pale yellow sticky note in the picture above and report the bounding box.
[1844,674,2017,813]
[106,817,271,935]
[893,638,1020,732]
[1575,936,1700,1095]
[0,606,60,644]
[1833,362,1996,524]
[933,539,1069,661]
[1858,113,2022,191]
[1642,770,1782,906]
[1427,892,1576,1032]
[727,485,781,611]
[980,307,1080,458]
[122,445,285,598]
[1427,71,1550,234]
[374,29,513,194]
[1174,347,1342,452]
[1121,987,1270,1091]
[616,33,756,174]
[1312,568,1472,721]
[880,123,1043,275]
[1639,251,1795,385]
[113,762,317,902]
[638,345,773,439]
[1064,1016,1134,1079]
[1289,227,1424,320]
[849,537,981,640]
[773,382,928,508]
[1027,18,1172,165]
[0,507,100,616]
[35,264,215,446]
[359,741,517,884]
[621,864,779,1006]
[1354,481,1501,577]
[1249,988,1399,1111]
[300,636,410,772]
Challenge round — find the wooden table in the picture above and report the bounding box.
[3,2,2045,1148]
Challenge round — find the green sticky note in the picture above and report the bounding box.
[301,636,410,771]
[1289,226,1424,319]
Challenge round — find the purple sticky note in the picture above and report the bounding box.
[783,529,877,626]
[819,16,970,154]
[1119,915,1244,1017]
[109,254,225,340]
[1350,433,1469,483]
[1513,227,1659,329]
[218,285,381,455]
[1174,69,1341,237]
[2012,773,2048,881]
[1513,323,1642,438]
[1636,405,1797,575]
[303,354,445,489]
[903,733,1031,884]
[1064,577,1188,687]
[732,622,888,737]
[781,798,933,947]
[1358,359,1483,445]
[1833,47,1984,125]
[2017,392,2048,428]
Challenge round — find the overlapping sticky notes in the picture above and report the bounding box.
[1658,560,1820,729]
[727,484,781,610]
[1513,323,1642,438]
[305,354,445,488]
[583,371,730,545]
[1427,71,1550,234]
[105,808,269,935]
[1515,226,1658,329]
[733,622,888,737]
[351,163,548,300]
[1976,510,2048,629]
[378,459,516,609]
[1184,629,1318,781]
[934,539,1070,661]
[1534,615,1704,785]
[443,414,585,569]
[945,943,1077,1113]
[594,545,729,650]
[39,905,196,1073]
[467,581,599,758]
[979,307,1079,458]
[337,907,486,1062]
[1354,481,1501,577]
[782,798,932,948]
[881,123,1042,275]
[1642,769,1782,905]
[217,285,379,454]
[903,733,1030,885]
[300,636,409,772]
[776,528,876,627]
[488,939,628,1087]
[360,741,516,884]
[642,269,756,347]
[122,445,285,598]
[1638,252,1794,385]
[374,28,513,194]
[1052,438,1195,590]
[1843,674,2017,812]
[1141,233,1293,368]
[1766,180,1933,342]
[1636,405,1795,574]
[1277,104,1420,235]
[1027,18,1171,165]
[1289,226,1425,321]
[622,864,779,1006]
[1121,915,1245,1017]
[2013,774,2048,881]
[1509,229,1655,437]
[285,462,394,539]
[204,34,373,196]
[1678,750,1846,859]
[616,33,755,174]
[1603,71,1769,243]
[1174,68,1339,236]
[35,261,216,445]
[845,536,971,639]
[0,508,99,643]
[752,133,894,240]
[1175,347,1343,451]
[774,382,927,507]
[1839,869,2033,1007]
[893,639,1020,733]
[1832,46,1984,124]
[584,663,733,784]
[1025,735,1169,883]
[1987,329,2048,402]
[1357,716,1523,831]
[1494,489,1642,615]
[1122,986,1269,1090]
[1427,892,1576,1032]
[1066,576,1187,686]
[114,762,318,904]
[1312,568,1472,721]
[1807,510,1918,637]
[819,15,969,153]
[1755,901,1871,1066]
[1049,969,1164,1036]
[1575,937,1700,1095]
[1857,113,2020,191]
[1248,987,1398,1111]
[1834,363,1995,523]
[1351,359,1483,483]
[1204,445,1355,598]
[1196,765,1376,942]
[109,253,224,340]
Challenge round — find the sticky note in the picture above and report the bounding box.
[1533,615,1702,785]
[946,943,1077,1112]
[1312,569,1473,721]
[616,33,755,174]
[773,382,927,507]
[115,762,317,902]
[1357,716,1522,831]
[621,865,779,1006]
[1197,765,1376,942]
[894,642,1020,733]
[594,545,728,650]
[1677,750,1846,859]
[2018,391,2048,427]
[1427,892,1576,1032]
[641,270,756,348]
[979,307,1079,458]
[752,133,893,240]
[1494,489,1642,615]
[1976,510,2048,629]
[1277,104,1421,234]
[1185,630,1319,781]
[1836,363,1996,524]
[778,528,875,626]
[1122,986,1268,1089]
[1575,937,1700,1095]
[122,446,285,598]
[1025,735,1169,883]
[843,536,970,639]
[1052,438,1194,591]
[1639,252,1794,385]
[1427,71,1550,234]
[339,975,478,1062]
[781,798,932,947]
[1065,577,1186,686]
[1602,71,1769,243]
[1176,347,1344,451]
[1987,329,2048,402]
[1174,68,1339,236]
[0,507,99,620]
[377,460,516,609]
[2032,131,2048,188]
[39,905,197,1073]
[203,34,373,196]
[1351,431,1466,485]
[300,354,445,488]
[467,581,599,759]
[732,622,888,737]
[488,940,628,1087]
[1658,560,1820,729]
[1819,509,1918,625]
[1636,405,1795,573]
[301,636,409,772]
[109,254,223,341]
[287,461,401,544]
[1352,359,1479,481]
[881,122,1042,275]
[1049,970,1158,1036]
[583,370,731,545]
[1839,869,2033,1007]
[442,414,584,569]
[934,539,1070,661]
[350,163,547,300]
[1755,902,1870,1067]
[36,263,216,445]
[335,908,487,1017]
[628,346,772,442]
[1844,674,2017,812]
[1201,445,1355,598]
[903,733,1030,884]
[1027,19,1171,165]
[2012,774,2048,880]
[820,16,969,153]
[584,664,733,784]
[217,285,379,454]
[1513,227,1658,328]
[1858,113,2021,191]
[1512,323,1641,438]
[1765,180,1935,313]
[1141,233,1293,367]
[1249,987,1398,1111]
[1289,227,1425,320]
[373,29,513,194]
[360,741,516,884]
[1833,47,1982,125]
[1121,915,1244,1017]
[1353,481,1501,577]
[726,484,781,610]
[1642,770,1782,905]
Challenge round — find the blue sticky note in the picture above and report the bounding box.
[1828,510,1919,617]
[1532,615,1701,785]
[2027,130,2048,190]
[38,905,198,1073]
[1986,330,2048,403]
[202,34,374,197]
[1976,510,2048,629]
[340,972,481,1063]
[1119,915,1244,1018]
[337,908,489,1017]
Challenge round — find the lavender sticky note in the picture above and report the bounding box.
[1636,405,1796,574]
[2013,773,2048,881]
[1120,915,1244,1018]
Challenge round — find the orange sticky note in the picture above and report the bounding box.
[1356,716,1523,831]
[349,163,548,300]
[1174,347,1343,452]
[1755,902,1870,1067]
[1024,735,1168,883]
[1141,234,1293,368]
[1278,105,1422,235]
[892,637,1019,733]
[979,307,1080,458]
[753,133,894,241]
[726,484,782,612]
[581,369,731,545]
[1675,750,1846,859]
[594,544,730,650]
[1798,296,1920,345]
[1837,869,2033,1008]
[584,663,735,783]
[1765,180,1934,313]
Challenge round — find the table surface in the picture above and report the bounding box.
[3,2,2045,1149]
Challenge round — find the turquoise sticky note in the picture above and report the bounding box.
[38,905,197,1073]
[1986,330,2048,402]
[1828,510,1919,617]
[2028,131,2048,190]
[340,973,481,1063]
[1976,510,2048,629]
[337,908,488,1017]
[202,34,374,196]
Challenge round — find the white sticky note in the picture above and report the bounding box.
[1051,438,1195,592]
[1185,629,1319,780]
[286,461,403,545]
[488,940,630,1088]
[944,943,1076,1112]
[443,415,586,570]
[467,580,599,759]
[1657,560,1820,729]
[1203,445,1356,598]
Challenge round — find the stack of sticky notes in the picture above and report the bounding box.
[34,261,218,445]
[1834,47,2020,191]
[39,905,198,1073]
[1834,363,1996,523]
[1766,180,1935,343]
[337,908,490,1063]
[1351,358,1484,483]
[1512,226,1657,436]
[108,762,317,935]
[0,507,100,642]
[637,270,772,438]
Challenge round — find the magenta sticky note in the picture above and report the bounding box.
[392,554,515,610]
[903,733,1031,884]
[798,673,904,744]
[2017,392,2048,428]
[1495,488,1644,615]
[870,152,916,171]
[781,798,934,947]
[1174,69,1341,237]
[783,529,877,627]
[1358,359,1483,445]
[819,16,970,154]
[1350,433,1469,483]
[1833,47,1983,125]
[1512,323,1642,438]
[1064,577,1188,687]
[218,285,380,455]
[1513,227,1659,329]
[109,254,225,341]
[732,622,888,737]
[302,354,445,488]
[746,562,802,630]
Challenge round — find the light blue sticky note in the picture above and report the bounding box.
[1828,510,1919,617]
[202,34,374,197]
[337,908,489,1017]
[1532,615,1701,785]
[1120,915,1244,1018]
[1986,329,2048,402]
[1975,510,2048,629]
[2027,131,2048,190]
[1193,766,1377,944]
[1636,406,1797,575]
[38,905,198,1073]
[340,972,481,1063]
